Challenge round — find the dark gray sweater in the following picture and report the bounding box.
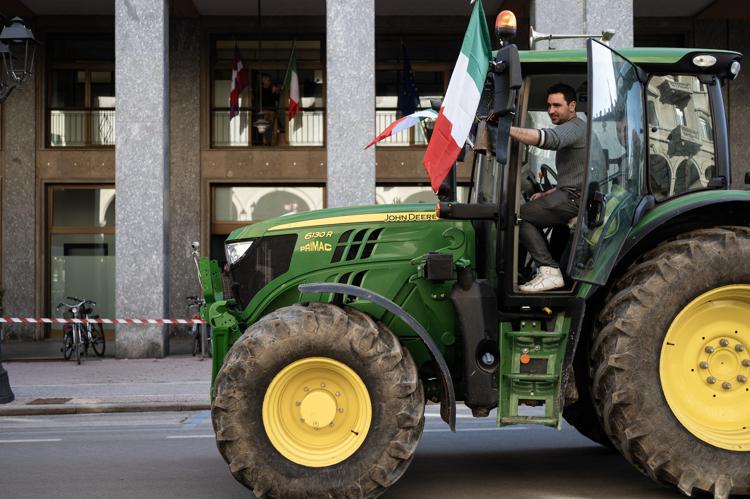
[538,116,587,192]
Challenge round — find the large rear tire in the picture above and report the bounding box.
[211,303,424,498]
[591,227,750,498]
[563,343,612,448]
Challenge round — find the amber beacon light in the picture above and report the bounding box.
[495,10,517,42]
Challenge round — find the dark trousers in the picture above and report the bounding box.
[519,189,580,268]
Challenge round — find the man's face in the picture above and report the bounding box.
[547,92,576,125]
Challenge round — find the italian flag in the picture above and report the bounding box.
[423,0,491,192]
[284,46,300,121]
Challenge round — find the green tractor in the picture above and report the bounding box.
[196,19,749,499]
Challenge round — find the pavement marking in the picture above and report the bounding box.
[183,411,211,428]
[166,434,214,439]
[10,381,208,388]
[0,417,56,424]
[424,427,528,433]
[425,413,476,419]
[0,438,62,444]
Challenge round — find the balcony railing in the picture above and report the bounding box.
[49,109,116,147]
[212,108,325,147]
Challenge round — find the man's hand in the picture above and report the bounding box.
[529,187,556,202]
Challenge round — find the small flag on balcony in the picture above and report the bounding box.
[229,44,249,120]
[398,43,420,118]
[366,109,437,148]
[284,46,300,121]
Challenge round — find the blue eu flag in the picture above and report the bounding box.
[398,43,420,117]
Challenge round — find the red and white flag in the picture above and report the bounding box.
[284,46,300,121]
[422,0,491,192]
[366,109,437,148]
[229,44,249,120]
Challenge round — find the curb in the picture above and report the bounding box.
[0,401,211,416]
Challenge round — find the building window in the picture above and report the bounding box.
[211,184,325,265]
[211,40,324,148]
[48,186,115,338]
[47,37,115,147]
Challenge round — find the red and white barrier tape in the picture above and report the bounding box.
[0,317,206,325]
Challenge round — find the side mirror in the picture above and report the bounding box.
[585,181,606,228]
[191,241,200,251]
[745,171,750,185]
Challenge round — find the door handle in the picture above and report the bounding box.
[586,181,606,228]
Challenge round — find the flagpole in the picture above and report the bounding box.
[282,40,296,91]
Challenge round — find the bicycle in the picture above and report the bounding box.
[79,298,105,357]
[57,298,87,364]
[186,295,211,358]
[57,297,104,363]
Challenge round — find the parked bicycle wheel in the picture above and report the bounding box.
[73,325,82,365]
[192,324,201,356]
[90,319,106,357]
[62,329,74,360]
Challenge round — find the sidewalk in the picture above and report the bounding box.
[0,355,212,416]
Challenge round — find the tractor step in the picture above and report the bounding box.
[499,416,559,426]
[497,314,570,429]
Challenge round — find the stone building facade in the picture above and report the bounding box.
[0,0,747,357]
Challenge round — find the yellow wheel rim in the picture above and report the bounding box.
[262,357,372,467]
[660,285,750,451]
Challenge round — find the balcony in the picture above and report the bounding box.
[212,109,325,147]
[49,109,116,147]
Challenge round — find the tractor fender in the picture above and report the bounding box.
[618,194,750,270]
[298,282,456,431]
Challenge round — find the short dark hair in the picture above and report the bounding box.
[547,83,577,104]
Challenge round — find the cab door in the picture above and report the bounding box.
[568,39,646,285]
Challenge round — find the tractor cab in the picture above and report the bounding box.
[448,27,742,307]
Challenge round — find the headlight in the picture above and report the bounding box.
[731,60,741,79]
[225,239,255,266]
[71,307,78,314]
[692,54,716,67]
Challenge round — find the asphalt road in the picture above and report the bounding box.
[0,407,680,498]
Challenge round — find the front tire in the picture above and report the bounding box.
[211,303,425,498]
[591,227,750,498]
[74,326,81,365]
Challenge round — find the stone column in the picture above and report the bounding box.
[326,0,375,207]
[115,0,169,357]
[168,18,201,329]
[531,0,633,49]
[1,71,36,341]
[728,20,750,189]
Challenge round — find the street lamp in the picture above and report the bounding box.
[0,17,37,84]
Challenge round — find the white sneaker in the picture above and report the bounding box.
[519,266,565,293]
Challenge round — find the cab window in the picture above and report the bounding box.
[647,75,716,201]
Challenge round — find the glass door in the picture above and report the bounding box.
[569,40,645,284]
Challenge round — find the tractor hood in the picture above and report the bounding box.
[226,203,441,242]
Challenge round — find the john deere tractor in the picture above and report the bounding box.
[196,14,749,499]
